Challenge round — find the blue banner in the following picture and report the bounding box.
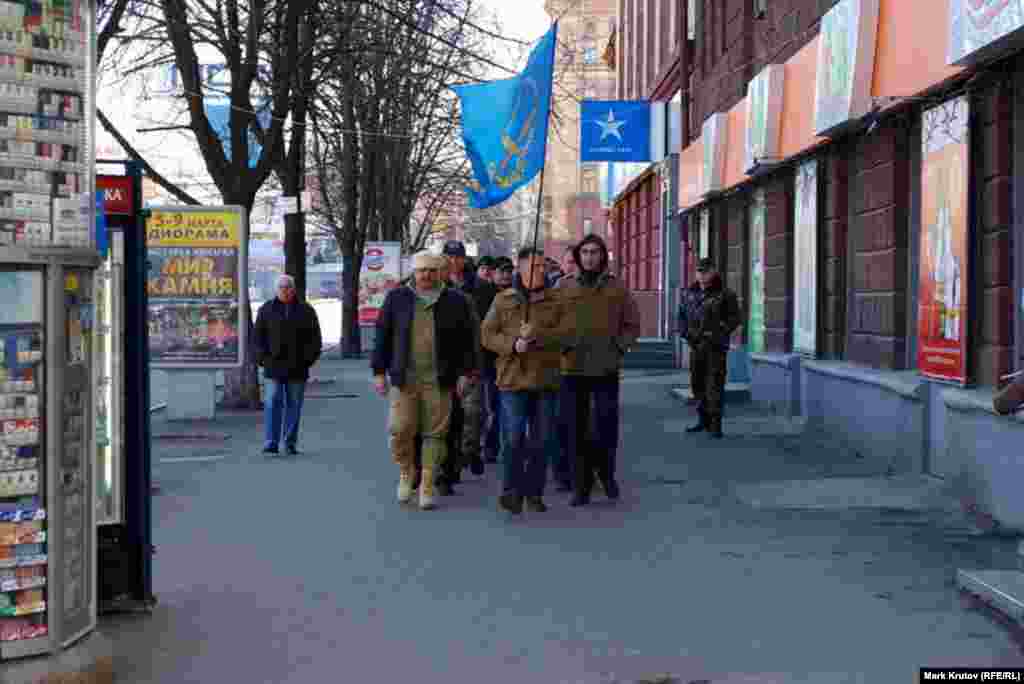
[94,191,108,258]
[580,100,652,162]
[452,23,558,209]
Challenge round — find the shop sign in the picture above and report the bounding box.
[358,242,401,326]
[793,159,819,356]
[146,206,246,368]
[748,190,766,353]
[813,0,880,137]
[744,64,785,174]
[96,175,134,216]
[701,112,728,196]
[949,0,1024,66]
[918,96,969,384]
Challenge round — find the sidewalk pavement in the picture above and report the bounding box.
[98,359,1024,684]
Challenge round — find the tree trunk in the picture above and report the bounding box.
[341,250,362,357]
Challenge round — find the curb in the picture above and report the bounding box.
[152,432,232,441]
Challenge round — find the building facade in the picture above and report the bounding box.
[615,0,1024,530]
[542,0,618,257]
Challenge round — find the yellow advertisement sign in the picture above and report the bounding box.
[147,210,241,248]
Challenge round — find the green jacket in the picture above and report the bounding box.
[556,270,641,377]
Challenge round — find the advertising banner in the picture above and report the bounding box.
[948,0,1024,66]
[146,206,247,368]
[744,64,785,174]
[358,242,401,326]
[793,159,819,356]
[918,96,969,384]
[813,0,880,137]
[748,190,766,353]
[580,100,653,162]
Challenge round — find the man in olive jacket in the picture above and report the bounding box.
[254,274,323,456]
[371,252,478,510]
[557,234,641,507]
[481,247,564,514]
[682,258,742,439]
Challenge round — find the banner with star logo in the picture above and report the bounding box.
[579,100,658,163]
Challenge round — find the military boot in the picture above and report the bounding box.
[419,466,438,510]
[499,492,523,514]
[525,496,547,513]
[686,407,708,433]
[397,465,414,504]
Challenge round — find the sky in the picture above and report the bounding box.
[480,0,552,73]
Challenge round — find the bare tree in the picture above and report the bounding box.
[308,0,499,356]
[105,0,323,408]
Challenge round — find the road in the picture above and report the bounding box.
[110,360,1024,683]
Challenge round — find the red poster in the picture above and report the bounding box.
[917,97,969,383]
[97,175,135,215]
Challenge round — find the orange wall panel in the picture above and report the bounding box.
[780,36,824,160]
[872,0,963,99]
[724,101,749,191]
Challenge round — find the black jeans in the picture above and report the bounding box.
[559,375,621,496]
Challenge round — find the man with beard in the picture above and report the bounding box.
[682,258,742,439]
[482,247,565,514]
[557,234,641,506]
[371,252,478,510]
[442,240,497,484]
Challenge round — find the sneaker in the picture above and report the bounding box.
[525,496,547,513]
[569,492,590,507]
[263,446,279,456]
[285,445,299,456]
[498,493,523,514]
[602,478,620,501]
[685,422,706,433]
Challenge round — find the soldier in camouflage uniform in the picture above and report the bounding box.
[682,258,742,439]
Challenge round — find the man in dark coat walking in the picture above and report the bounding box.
[682,258,742,438]
[254,273,323,456]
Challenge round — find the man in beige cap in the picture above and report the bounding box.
[371,251,479,509]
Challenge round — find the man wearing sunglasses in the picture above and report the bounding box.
[254,273,323,456]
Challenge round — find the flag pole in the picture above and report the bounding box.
[525,21,558,325]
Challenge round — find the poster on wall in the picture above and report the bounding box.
[793,159,819,356]
[699,208,710,260]
[358,242,402,326]
[744,64,785,174]
[948,0,1024,66]
[813,0,880,137]
[748,190,766,354]
[701,112,728,196]
[917,96,969,384]
[146,207,247,368]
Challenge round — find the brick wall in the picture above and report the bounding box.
[822,145,849,359]
[973,81,1015,386]
[691,0,836,140]
[848,120,912,369]
[764,172,794,352]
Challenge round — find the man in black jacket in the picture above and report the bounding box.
[371,251,478,510]
[681,259,742,438]
[254,274,323,456]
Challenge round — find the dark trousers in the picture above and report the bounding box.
[499,390,559,497]
[690,345,728,424]
[560,375,620,496]
[482,375,501,459]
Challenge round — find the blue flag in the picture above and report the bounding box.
[452,23,558,209]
